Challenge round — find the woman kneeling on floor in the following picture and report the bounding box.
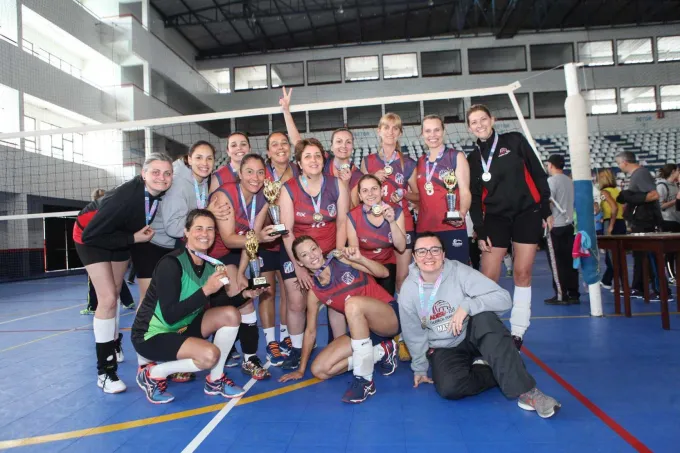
[131,209,266,404]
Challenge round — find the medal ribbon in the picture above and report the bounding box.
[380,150,397,167]
[418,269,444,326]
[194,178,208,209]
[424,147,446,187]
[314,254,335,278]
[270,162,289,182]
[480,132,499,176]
[238,185,257,230]
[188,248,224,266]
[144,189,158,226]
[307,176,325,219]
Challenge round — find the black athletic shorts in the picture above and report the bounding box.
[484,206,544,249]
[130,242,174,279]
[219,249,279,274]
[404,230,415,251]
[279,247,298,281]
[132,311,205,363]
[75,242,129,266]
[368,301,401,345]
[375,263,397,296]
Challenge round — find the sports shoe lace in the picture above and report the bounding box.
[268,342,283,357]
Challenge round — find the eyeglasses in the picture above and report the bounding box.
[413,246,443,258]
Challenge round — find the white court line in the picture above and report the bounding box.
[181,361,272,453]
[0,303,84,325]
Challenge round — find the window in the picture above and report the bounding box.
[347,106,382,128]
[307,59,341,85]
[530,43,574,70]
[468,46,527,74]
[234,65,267,91]
[422,99,465,123]
[216,70,230,93]
[421,50,462,77]
[345,56,379,82]
[24,116,36,151]
[578,41,614,67]
[617,38,653,65]
[469,94,530,120]
[309,109,343,132]
[660,85,680,111]
[620,87,656,113]
[271,62,304,88]
[0,83,20,148]
[383,53,418,79]
[583,89,617,115]
[657,36,680,62]
[383,102,421,125]
[235,115,269,136]
[272,111,306,132]
[533,91,567,118]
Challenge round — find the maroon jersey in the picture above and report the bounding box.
[214,164,238,187]
[265,161,300,182]
[284,177,340,255]
[348,204,402,265]
[416,147,465,233]
[323,158,362,191]
[311,259,393,313]
[362,152,416,231]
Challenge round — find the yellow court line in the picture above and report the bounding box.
[0,303,85,326]
[0,312,135,354]
[0,377,321,449]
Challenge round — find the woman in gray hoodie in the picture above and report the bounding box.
[398,232,561,419]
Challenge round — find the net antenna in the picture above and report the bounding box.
[564,62,602,317]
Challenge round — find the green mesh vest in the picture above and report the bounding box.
[144,251,215,340]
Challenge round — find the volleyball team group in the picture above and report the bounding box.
[73,89,561,419]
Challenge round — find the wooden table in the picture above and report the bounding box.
[597,232,680,330]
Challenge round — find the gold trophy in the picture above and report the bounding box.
[245,230,270,289]
[443,171,462,222]
[263,179,288,236]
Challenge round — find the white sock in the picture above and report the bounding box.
[373,343,386,362]
[137,354,152,366]
[351,338,374,382]
[149,359,200,379]
[263,327,276,344]
[210,326,240,381]
[347,356,353,371]
[93,317,115,343]
[290,333,303,349]
[114,300,121,339]
[241,311,257,324]
[510,286,531,338]
[279,324,288,339]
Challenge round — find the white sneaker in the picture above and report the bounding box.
[97,372,127,394]
[116,350,124,363]
[115,333,124,363]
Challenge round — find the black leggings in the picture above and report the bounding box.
[662,220,680,279]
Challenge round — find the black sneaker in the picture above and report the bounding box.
[544,296,569,305]
[281,347,301,370]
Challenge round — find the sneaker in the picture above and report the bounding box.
[225,349,239,368]
[230,347,241,360]
[544,296,569,305]
[281,347,301,370]
[123,303,135,310]
[80,308,95,315]
[136,362,156,389]
[204,374,245,398]
[600,282,612,290]
[398,338,412,362]
[97,371,127,394]
[377,339,398,376]
[280,337,293,356]
[136,367,174,404]
[512,335,523,351]
[169,372,195,383]
[115,333,124,363]
[518,387,561,418]
[341,376,376,403]
[241,356,271,380]
[266,341,285,367]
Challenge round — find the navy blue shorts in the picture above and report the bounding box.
[279,247,297,281]
[434,230,469,265]
[369,301,401,345]
[404,230,415,250]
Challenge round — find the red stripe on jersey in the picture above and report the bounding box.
[415,149,464,233]
[214,165,238,187]
[523,164,540,204]
[73,210,97,244]
[285,177,339,255]
[311,260,393,314]
[363,153,416,231]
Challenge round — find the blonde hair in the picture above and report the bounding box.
[377,112,404,169]
[91,188,106,201]
[597,169,616,189]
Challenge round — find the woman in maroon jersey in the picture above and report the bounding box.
[347,174,406,294]
[209,154,280,380]
[73,153,173,394]
[279,237,400,405]
[361,112,419,292]
[209,132,251,193]
[415,114,471,264]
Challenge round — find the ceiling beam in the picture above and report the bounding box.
[211,0,252,51]
[558,0,583,29]
[496,0,532,38]
[272,0,295,44]
[179,0,223,46]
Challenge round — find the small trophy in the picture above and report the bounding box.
[263,179,288,236]
[245,230,270,289]
[442,171,462,222]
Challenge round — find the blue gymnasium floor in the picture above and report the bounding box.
[0,254,678,453]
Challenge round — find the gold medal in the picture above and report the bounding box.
[384,165,393,176]
[371,204,383,216]
[426,188,434,196]
[339,163,351,172]
[215,265,226,274]
[424,182,434,192]
[313,212,323,222]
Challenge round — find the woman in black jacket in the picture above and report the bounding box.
[73,153,173,394]
[466,105,552,350]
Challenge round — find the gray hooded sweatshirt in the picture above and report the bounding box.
[152,160,208,248]
[398,259,512,376]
